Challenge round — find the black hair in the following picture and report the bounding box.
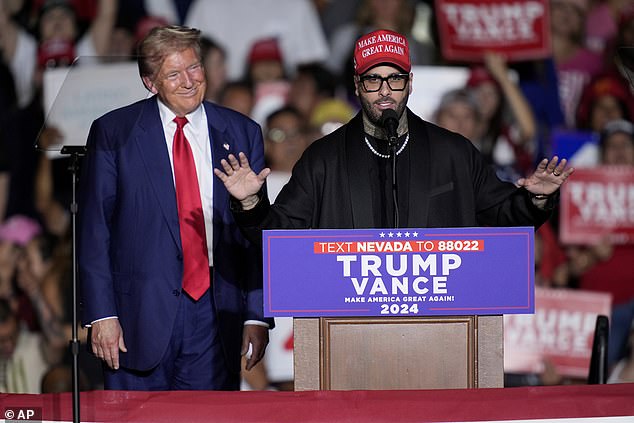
[0,298,13,323]
[265,105,303,128]
[200,36,226,60]
[218,79,254,103]
[36,0,78,41]
[32,232,58,262]
[296,63,337,98]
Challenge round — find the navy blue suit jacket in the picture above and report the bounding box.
[78,96,269,374]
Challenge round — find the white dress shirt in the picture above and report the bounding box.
[157,99,214,266]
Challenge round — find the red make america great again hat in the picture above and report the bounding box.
[354,29,411,75]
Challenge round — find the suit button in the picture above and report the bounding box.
[172,289,180,296]
[177,254,183,261]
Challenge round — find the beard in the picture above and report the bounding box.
[359,91,410,127]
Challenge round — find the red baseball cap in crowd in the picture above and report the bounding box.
[576,74,634,126]
[466,66,496,88]
[247,38,283,65]
[37,38,76,68]
[353,29,411,75]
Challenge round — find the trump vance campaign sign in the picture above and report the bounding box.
[263,227,535,317]
[504,287,611,378]
[560,166,634,245]
[435,0,551,62]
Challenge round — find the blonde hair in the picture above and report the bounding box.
[137,25,202,82]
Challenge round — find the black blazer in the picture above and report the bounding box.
[236,108,550,234]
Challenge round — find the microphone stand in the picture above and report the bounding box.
[388,136,399,229]
[380,109,401,229]
[60,145,86,423]
[588,315,609,384]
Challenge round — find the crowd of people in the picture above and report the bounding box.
[0,0,633,393]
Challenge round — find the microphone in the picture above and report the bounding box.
[379,109,400,228]
[380,109,399,148]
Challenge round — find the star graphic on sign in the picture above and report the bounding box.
[396,232,402,237]
[413,231,419,237]
[379,232,386,238]
[404,232,411,237]
[388,232,394,238]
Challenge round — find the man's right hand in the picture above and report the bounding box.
[91,318,127,370]
[213,152,270,209]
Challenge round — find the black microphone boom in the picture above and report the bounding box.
[380,109,399,147]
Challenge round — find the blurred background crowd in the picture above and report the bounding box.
[0,0,633,394]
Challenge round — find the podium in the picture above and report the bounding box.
[263,227,534,391]
[293,315,503,390]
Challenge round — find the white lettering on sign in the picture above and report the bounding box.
[569,181,634,225]
[506,309,597,355]
[337,253,461,277]
[441,1,544,43]
[337,254,460,296]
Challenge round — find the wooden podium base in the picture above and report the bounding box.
[294,315,503,391]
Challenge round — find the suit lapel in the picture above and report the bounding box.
[406,109,432,227]
[345,113,374,228]
[135,97,182,249]
[204,102,231,254]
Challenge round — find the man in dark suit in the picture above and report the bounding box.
[214,28,574,234]
[78,25,270,390]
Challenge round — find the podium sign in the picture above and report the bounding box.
[264,227,534,317]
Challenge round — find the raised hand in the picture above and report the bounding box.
[213,153,270,207]
[482,51,508,82]
[516,156,574,196]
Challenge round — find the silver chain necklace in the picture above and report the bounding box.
[364,133,410,159]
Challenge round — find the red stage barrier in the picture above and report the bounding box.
[2,383,634,422]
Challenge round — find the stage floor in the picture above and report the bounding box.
[1,383,634,422]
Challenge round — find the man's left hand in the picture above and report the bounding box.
[241,324,269,371]
[516,156,574,196]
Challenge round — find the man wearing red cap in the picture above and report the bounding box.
[215,29,573,235]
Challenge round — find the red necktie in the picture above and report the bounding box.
[172,116,210,300]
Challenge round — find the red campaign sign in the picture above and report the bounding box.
[504,287,611,379]
[560,167,634,245]
[435,0,551,62]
